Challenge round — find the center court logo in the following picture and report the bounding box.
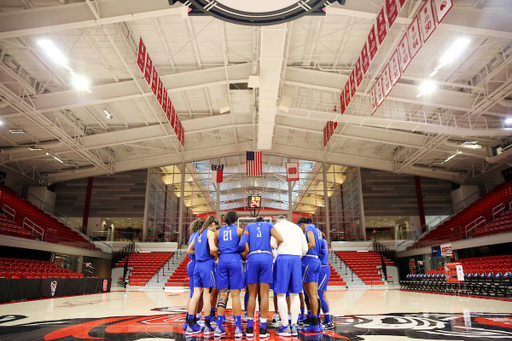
[0,310,512,340]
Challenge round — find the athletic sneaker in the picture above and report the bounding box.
[277,326,292,337]
[204,326,215,335]
[271,314,282,327]
[299,317,311,327]
[302,324,323,334]
[185,324,202,335]
[214,326,226,337]
[245,326,254,337]
[290,325,298,337]
[182,322,188,331]
[323,321,335,330]
[209,316,217,326]
[259,327,270,338]
[234,327,244,338]
[198,319,205,327]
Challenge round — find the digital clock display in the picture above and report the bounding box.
[248,196,262,209]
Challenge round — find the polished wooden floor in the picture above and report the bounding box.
[1,287,512,340]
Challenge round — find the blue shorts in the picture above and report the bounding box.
[247,254,273,284]
[187,260,196,298]
[244,263,248,287]
[302,256,321,283]
[318,265,330,291]
[273,255,302,294]
[217,254,244,290]
[194,259,216,288]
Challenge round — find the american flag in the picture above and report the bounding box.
[246,151,263,176]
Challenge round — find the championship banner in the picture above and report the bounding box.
[407,16,423,58]
[389,50,401,86]
[361,42,370,75]
[419,0,436,43]
[370,85,378,115]
[368,24,378,61]
[212,165,224,183]
[151,66,158,95]
[340,91,346,114]
[349,70,357,97]
[385,0,399,28]
[144,53,153,85]
[323,125,328,147]
[137,38,146,72]
[376,76,385,106]
[343,82,351,108]
[355,57,363,87]
[398,0,408,9]
[382,65,392,96]
[157,79,163,105]
[376,6,388,45]
[434,0,453,23]
[398,34,412,72]
[286,162,300,181]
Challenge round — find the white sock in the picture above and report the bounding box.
[290,293,300,325]
[277,294,289,327]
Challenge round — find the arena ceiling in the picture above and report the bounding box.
[0,0,511,188]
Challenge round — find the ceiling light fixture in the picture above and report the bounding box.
[29,146,44,151]
[417,81,437,97]
[440,38,471,66]
[65,163,77,167]
[46,152,64,164]
[505,118,512,124]
[9,129,26,133]
[72,75,91,93]
[103,109,113,120]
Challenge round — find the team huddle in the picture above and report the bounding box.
[185,211,333,338]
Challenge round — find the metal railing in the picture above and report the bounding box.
[418,190,480,236]
[22,217,44,240]
[493,203,506,220]
[2,204,15,222]
[465,216,486,239]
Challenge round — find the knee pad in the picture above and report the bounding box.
[217,297,228,309]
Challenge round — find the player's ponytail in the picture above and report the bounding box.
[189,219,203,234]
[199,215,218,234]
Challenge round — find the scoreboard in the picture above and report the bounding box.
[248,195,261,209]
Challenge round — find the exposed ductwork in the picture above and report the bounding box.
[257,24,288,150]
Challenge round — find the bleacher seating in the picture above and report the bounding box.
[402,255,512,296]
[116,252,174,286]
[336,251,393,285]
[327,264,346,286]
[0,257,83,279]
[0,185,99,251]
[473,210,512,238]
[165,255,189,287]
[412,181,512,248]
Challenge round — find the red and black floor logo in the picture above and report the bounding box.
[1,310,512,340]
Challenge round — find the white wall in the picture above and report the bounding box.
[451,185,480,212]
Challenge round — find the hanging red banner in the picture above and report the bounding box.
[398,0,408,9]
[355,57,363,87]
[323,125,328,147]
[385,0,399,29]
[398,33,412,72]
[419,0,436,43]
[180,124,185,146]
[165,97,171,121]
[434,0,453,23]
[382,65,392,97]
[340,90,346,114]
[137,38,146,73]
[361,43,370,75]
[376,76,385,106]
[144,54,153,85]
[407,16,423,59]
[376,6,388,45]
[370,84,378,115]
[156,78,163,105]
[368,24,379,61]
[151,66,158,95]
[162,89,168,113]
[344,82,351,108]
[170,106,176,128]
[389,49,401,86]
[349,70,356,98]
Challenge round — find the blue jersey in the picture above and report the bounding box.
[188,232,197,261]
[305,224,322,256]
[320,239,329,265]
[194,229,214,262]
[246,221,274,254]
[218,224,240,255]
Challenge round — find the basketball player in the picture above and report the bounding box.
[238,216,283,337]
[183,219,203,331]
[271,215,308,337]
[185,215,218,335]
[214,211,245,338]
[318,233,334,329]
[297,217,323,333]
